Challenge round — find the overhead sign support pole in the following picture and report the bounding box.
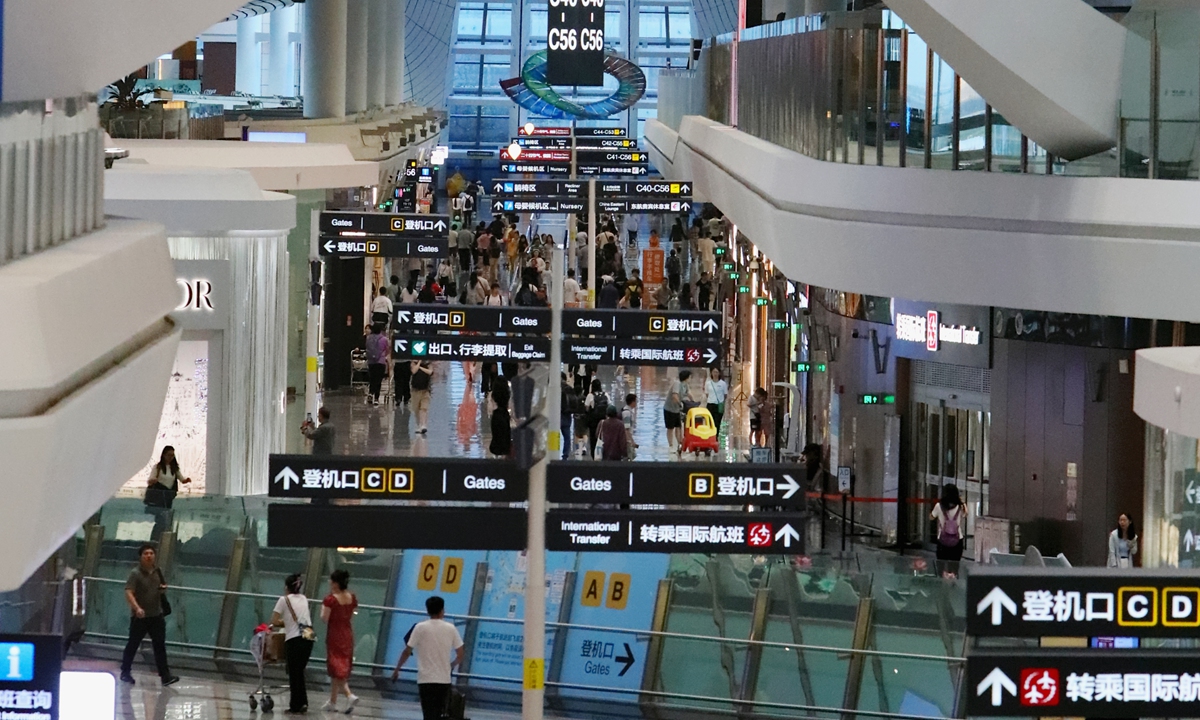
[587,178,596,308]
[305,208,321,421]
[568,122,578,277]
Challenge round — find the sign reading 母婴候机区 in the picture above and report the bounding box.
[0,634,63,720]
[968,651,1200,717]
[967,567,1200,638]
[891,299,991,368]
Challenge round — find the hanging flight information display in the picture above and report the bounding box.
[546,0,605,86]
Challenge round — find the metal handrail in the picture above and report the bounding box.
[83,631,947,720]
[84,576,964,664]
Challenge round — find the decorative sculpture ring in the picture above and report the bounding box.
[500,49,646,120]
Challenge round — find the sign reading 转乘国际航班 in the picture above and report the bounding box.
[547,461,809,508]
[546,510,805,553]
[268,454,527,501]
[967,567,1200,637]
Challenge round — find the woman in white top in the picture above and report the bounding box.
[930,484,967,574]
[1107,513,1139,568]
[145,445,191,509]
[271,573,314,713]
[704,368,729,434]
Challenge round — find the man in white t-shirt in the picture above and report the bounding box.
[390,596,465,720]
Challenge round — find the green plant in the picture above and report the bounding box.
[105,73,151,111]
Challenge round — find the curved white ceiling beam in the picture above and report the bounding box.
[1135,348,1200,439]
[886,0,1126,160]
[646,115,1200,322]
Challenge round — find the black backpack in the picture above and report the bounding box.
[411,364,431,391]
[563,386,581,415]
[588,392,609,426]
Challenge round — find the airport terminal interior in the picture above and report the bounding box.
[7,0,1200,718]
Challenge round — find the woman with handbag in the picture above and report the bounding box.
[144,446,191,509]
[272,573,315,714]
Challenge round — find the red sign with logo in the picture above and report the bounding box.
[926,310,940,351]
[642,247,664,284]
[500,148,571,162]
[747,523,773,547]
[517,126,571,137]
[1020,668,1059,706]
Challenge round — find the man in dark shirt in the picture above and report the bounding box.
[302,406,336,455]
[120,544,178,686]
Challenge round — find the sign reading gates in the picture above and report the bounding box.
[0,634,63,720]
[967,651,1200,717]
[318,211,451,258]
[891,299,991,368]
[268,454,527,501]
[547,461,808,508]
[547,511,805,553]
[967,568,1200,637]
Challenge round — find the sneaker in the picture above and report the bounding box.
[322,700,338,712]
[418,427,427,434]
[161,675,180,687]
[345,694,360,713]
[119,673,135,685]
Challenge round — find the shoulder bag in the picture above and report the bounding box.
[156,569,172,617]
[286,595,317,642]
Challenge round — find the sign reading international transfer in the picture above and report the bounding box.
[318,211,451,258]
[0,634,63,720]
[547,511,806,553]
[547,461,808,508]
[268,454,527,501]
[269,505,528,550]
[967,568,1200,637]
[393,307,721,339]
[967,651,1200,717]
[393,335,721,367]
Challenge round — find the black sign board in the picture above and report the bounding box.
[967,568,1200,638]
[501,163,572,175]
[595,199,694,214]
[268,454,527,502]
[967,650,1200,717]
[516,137,638,150]
[574,127,628,137]
[393,306,721,339]
[491,198,588,214]
[393,335,721,366]
[0,634,63,720]
[546,510,806,553]
[547,461,808,508]
[269,505,527,550]
[500,163,651,177]
[546,0,605,86]
[319,211,451,258]
[574,150,649,164]
[577,164,649,177]
[490,180,691,198]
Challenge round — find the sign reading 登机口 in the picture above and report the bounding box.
[268,454,527,501]
[968,567,1200,637]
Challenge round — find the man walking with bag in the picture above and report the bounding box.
[390,596,465,720]
[120,544,179,686]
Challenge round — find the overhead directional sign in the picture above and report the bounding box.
[269,505,528,550]
[547,461,808,508]
[576,164,649,177]
[500,163,650,176]
[500,148,573,162]
[500,163,572,175]
[268,454,527,502]
[547,510,806,553]
[967,651,1200,717]
[393,335,722,367]
[967,568,1200,638]
[515,137,638,150]
[490,180,691,198]
[393,306,721,339]
[492,198,588,214]
[318,211,451,258]
[595,199,692,214]
[574,127,628,137]
[574,150,649,164]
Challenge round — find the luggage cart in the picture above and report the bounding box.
[248,625,286,712]
[350,348,370,394]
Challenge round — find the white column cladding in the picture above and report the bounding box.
[236,16,263,95]
[367,0,389,107]
[268,5,296,96]
[168,234,289,496]
[302,0,348,118]
[385,0,406,106]
[345,0,370,113]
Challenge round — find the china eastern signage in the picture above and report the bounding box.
[891,300,991,368]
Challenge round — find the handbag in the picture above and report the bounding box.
[156,569,172,617]
[286,596,317,642]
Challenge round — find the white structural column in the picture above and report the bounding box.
[303,0,349,118]
[385,0,406,106]
[268,5,296,96]
[367,0,389,107]
[345,0,370,113]
[885,0,1126,160]
[236,16,262,95]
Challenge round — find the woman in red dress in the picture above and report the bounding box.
[320,569,359,712]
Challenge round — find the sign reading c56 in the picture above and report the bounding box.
[968,568,1200,637]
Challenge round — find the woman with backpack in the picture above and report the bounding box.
[584,379,609,458]
[931,484,967,572]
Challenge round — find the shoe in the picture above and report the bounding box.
[322,700,338,712]
[345,694,360,713]
[286,709,308,715]
[161,675,180,687]
[119,673,135,685]
[418,427,427,434]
